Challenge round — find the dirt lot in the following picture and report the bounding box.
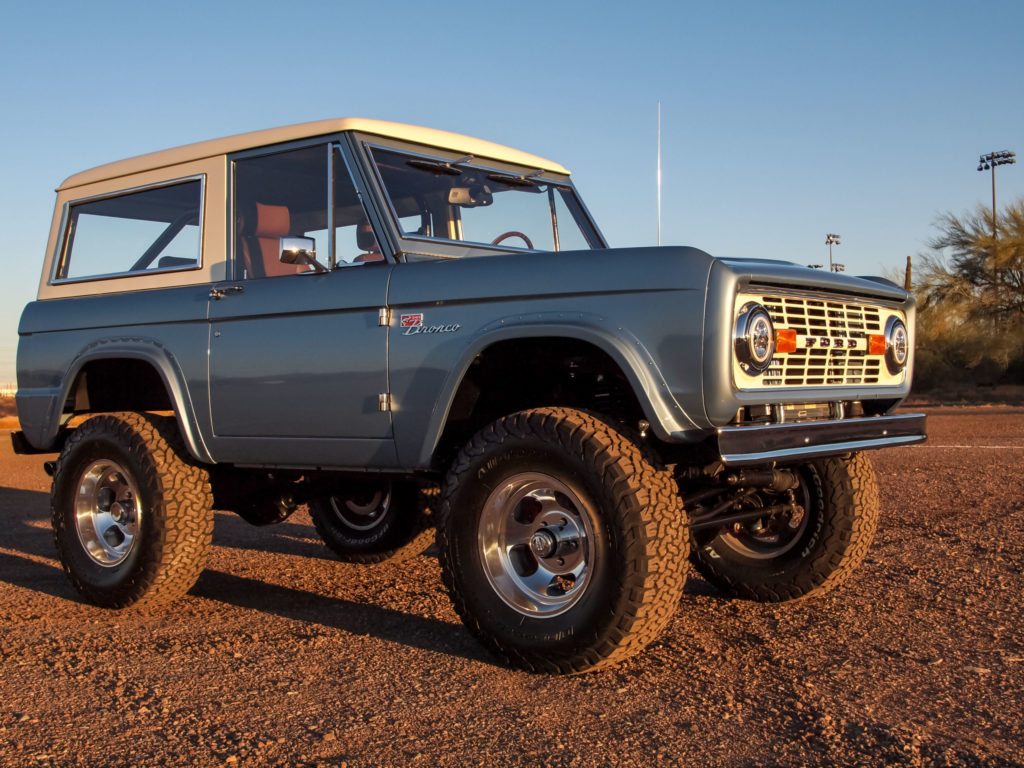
[1,407,1022,768]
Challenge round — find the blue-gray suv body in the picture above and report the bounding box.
[14,119,925,672]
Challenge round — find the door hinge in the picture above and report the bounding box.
[378,393,392,412]
[378,307,391,326]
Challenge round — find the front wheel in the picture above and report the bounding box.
[438,408,689,673]
[691,453,880,602]
[50,412,214,608]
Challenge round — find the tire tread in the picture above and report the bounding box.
[692,453,880,602]
[437,407,689,673]
[51,411,213,608]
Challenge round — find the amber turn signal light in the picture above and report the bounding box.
[869,334,887,355]
[775,328,797,354]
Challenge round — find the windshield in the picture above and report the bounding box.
[369,147,601,253]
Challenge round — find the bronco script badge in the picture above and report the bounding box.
[400,313,461,336]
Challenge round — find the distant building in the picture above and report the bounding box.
[0,383,16,398]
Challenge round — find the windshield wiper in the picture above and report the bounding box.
[486,169,545,188]
[406,154,474,176]
[407,158,462,176]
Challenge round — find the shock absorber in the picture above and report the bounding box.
[723,468,798,492]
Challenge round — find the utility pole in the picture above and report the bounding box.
[657,101,662,246]
[904,255,912,291]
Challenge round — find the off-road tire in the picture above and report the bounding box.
[309,482,436,564]
[50,411,214,608]
[691,453,880,602]
[437,407,689,674]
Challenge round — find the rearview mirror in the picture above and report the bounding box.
[448,185,493,208]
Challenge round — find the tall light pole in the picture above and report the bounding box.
[977,150,1016,238]
[825,233,843,272]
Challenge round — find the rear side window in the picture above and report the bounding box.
[55,178,203,281]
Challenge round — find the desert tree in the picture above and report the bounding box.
[918,198,1024,322]
[912,198,1024,387]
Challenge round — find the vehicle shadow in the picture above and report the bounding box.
[192,568,491,666]
[682,576,724,597]
[0,485,715,664]
[0,487,57,559]
[210,509,441,561]
[0,547,74,595]
[0,486,488,664]
[0,486,77,601]
[211,510,337,561]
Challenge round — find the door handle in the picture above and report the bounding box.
[210,285,244,300]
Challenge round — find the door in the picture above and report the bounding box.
[206,142,397,467]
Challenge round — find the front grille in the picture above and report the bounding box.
[757,294,884,387]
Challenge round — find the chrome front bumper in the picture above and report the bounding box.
[714,413,927,466]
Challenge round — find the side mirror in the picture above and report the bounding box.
[279,236,327,273]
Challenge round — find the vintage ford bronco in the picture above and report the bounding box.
[15,119,926,672]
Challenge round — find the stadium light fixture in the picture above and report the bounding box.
[977,150,1016,238]
[825,233,843,272]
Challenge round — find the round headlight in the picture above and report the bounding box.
[885,316,909,374]
[735,303,775,374]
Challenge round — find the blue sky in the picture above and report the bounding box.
[1,0,1022,382]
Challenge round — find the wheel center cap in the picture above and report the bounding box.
[109,500,134,525]
[109,502,125,523]
[530,529,557,558]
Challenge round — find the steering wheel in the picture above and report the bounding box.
[491,231,534,249]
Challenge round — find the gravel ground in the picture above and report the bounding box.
[1,407,1022,768]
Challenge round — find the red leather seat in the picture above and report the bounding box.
[353,221,384,263]
[239,202,305,278]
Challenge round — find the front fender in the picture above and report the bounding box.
[403,312,702,468]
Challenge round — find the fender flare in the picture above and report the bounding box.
[413,312,701,467]
[52,337,213,463]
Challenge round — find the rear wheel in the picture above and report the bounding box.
[691,453,880,602]
[438,408,689,673]
[309,480,435,564]
[50,412,214,608]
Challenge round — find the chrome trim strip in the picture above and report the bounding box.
[330,140,383,265]
[326,142,335,269]
[715,413,927,466]
[741,285,907,310]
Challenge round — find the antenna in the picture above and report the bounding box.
[657,101,662,246]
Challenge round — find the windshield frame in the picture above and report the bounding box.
[354,135,606,261]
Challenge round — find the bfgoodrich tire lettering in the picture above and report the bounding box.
[691,453,880,602]
[438,407,689,673]
[50,412,214,608]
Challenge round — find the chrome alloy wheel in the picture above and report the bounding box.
[478,472,596,617]
[328,485,391,532]
[74,459,143,567]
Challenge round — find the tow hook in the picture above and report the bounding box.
[43,461,57,477]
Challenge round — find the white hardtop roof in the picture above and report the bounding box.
[59,118,570,191]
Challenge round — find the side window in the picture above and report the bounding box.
[332,145,382,265]
[233,145,328,279]
[233,144,378,278]
[56,179,202,281]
